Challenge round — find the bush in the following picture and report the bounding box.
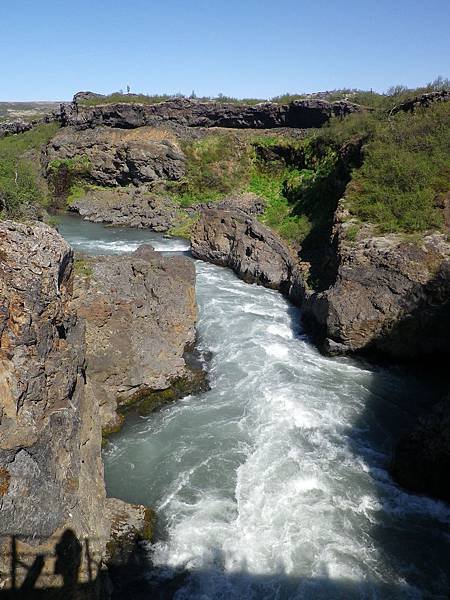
[346,103,449,233]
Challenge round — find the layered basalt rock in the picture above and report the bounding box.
[60,97,364,131]
[44,125,185,186]
[0,221,151,596]
[191,206,307,304]
[70,186,181,231]
[73,245,201,433]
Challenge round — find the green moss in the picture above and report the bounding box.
[142,507,156,541]
[168,213,199,239]
[118,372,208,419]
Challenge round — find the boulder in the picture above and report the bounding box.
[70,186,180,231]
[191,206,307,303]
[45,126,185,187]
[390,90,450,115]
[73,245,202,433]
[0,119,33,138]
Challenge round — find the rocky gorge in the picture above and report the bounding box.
[0,219,203,597]
[0,89,449,597]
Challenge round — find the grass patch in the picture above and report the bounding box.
[169,134,253,206]
[80,93,266,107]
[73,257,93,278]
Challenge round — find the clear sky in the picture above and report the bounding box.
[2,0,449,101]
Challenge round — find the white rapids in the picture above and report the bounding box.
[58,215,450,600]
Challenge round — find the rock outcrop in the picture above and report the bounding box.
[45,126,185,186]
[391,395,450,502]
[390,90,450,115]
[303,209,450,359]
[60,97,364,131]
[73,245,202,433]
[0,221,151,596]
[191,207,307,304]
[0,119,33,138]
[70,186,180,231]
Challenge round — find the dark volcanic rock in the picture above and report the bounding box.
[45,125,185,186]
[73,245,201,432]
[215,192,266,216]
[60,97,364,131]
[191,207,307,303]
[304,209,450,359]
[70,186,180,231]
[391,396,450,502]
[0,119,34,138]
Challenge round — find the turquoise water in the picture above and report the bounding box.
[58,215,450,599]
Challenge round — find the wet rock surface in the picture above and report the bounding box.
[70,186,180,231]
[45,126,185,186]
[191,206,307,303]
[73,244,200,433]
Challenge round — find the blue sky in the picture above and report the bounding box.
[2,0,449,100]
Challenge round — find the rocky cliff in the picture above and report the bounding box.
[0,222,151,597]
[73,245,202,433]
[61,97,363,131]
[45,126,185,187]
[303,205,450,360]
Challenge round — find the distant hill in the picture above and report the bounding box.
[0,101,62,121]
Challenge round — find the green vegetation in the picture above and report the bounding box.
[73,257,93,278]
[0,123,60,218]
[169,134,253,206]
[80,92,265,107]
[168,213,200,239]
[47,155,91,202]
[340,103,449,233]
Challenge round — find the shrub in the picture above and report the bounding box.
[346,103,449,233]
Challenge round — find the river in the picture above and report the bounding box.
[58,214,450,600]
